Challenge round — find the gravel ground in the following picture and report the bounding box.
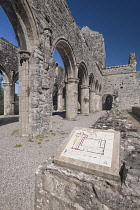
[0,111,105,210]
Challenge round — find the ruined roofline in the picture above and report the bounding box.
[103,63,137,70]
[0,37,19,49]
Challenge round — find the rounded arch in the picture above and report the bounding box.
[78,61,88,86]
[89,73,95,91]
[0,65,9,83]
[102,94,113,110]
[52,38,77,78]
[1,0,38,50]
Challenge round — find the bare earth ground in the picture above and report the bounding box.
[0,111,106,210]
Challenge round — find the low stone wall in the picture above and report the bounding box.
[132,107,140,118]
[35,108,140,210]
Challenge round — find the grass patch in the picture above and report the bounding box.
[28,139,34,142]
[14,144,22,148]
[51,133,56,136]
[38,142,41,144]
[49,130,53,132]
[11,129,19,136]
[35,135,43,139]
[45,140,49,142]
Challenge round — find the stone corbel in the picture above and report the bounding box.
[19,51,31,65]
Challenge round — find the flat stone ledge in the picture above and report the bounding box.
[54,127,120,181]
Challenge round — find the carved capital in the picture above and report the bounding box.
[80,85,89,89]
[19,51,31,65]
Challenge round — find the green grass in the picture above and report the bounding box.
[11,129,19,136]
[38,142,41,144]
[14,144,22,148]
[45,140,49,142]
[35,135,43,139]
[28,139,34,142]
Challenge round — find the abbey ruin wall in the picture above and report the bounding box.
[102,64,140,110]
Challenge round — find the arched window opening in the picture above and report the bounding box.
[102,94,113,110]
[0,6,18,46]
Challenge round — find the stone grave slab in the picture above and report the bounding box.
[54,127,120,180]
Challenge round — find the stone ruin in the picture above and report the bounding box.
[0,0,140,136]
[0,1,140,209]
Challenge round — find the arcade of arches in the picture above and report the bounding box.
[0,0,139,136]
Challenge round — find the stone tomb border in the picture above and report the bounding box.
[54,127,120,180]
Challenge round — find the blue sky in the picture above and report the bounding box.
[0,1,140,71]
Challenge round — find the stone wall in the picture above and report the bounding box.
[35,108,140,210]
[102,64,140,110]
[0,37,18,83]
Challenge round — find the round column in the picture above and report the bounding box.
[66,78,79,120]
[89,90,96,113]
[80,85,89,115]
[57,87,63,112]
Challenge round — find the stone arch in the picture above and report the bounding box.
[1,0,39,134]
[78,61,88,85]
[102,94,113,110]
[52,38,78,119]
[0,65,9,83]
[78,62,89,115]
[52,38,77,78]
[1,0,38,50]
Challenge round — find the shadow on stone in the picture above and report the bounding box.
[128,112,140,124]
[52,111,66,118]
[0,116,19,126]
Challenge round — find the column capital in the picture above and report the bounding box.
[3,82,11,87]
[80,85,89,89]
[89,89,95,93]
[66,78,79,84]
[19,50,31,65]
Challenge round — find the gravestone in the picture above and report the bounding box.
[54,127,120,180]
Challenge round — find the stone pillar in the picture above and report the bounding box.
[57,87,63,112]
[19,51,30,135]
[89,90,96,113]
[11,84,15,115]
[3,83,11,115]
[99,94,102,111]
[66,78,79,120]
[3,83,14,115]
[80,85,89,115]
[95,94,100,111]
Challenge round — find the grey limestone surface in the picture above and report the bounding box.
[0,111,105,210]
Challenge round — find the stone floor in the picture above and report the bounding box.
[0,111,105,210]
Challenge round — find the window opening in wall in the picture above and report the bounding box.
[52,49,66,118]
